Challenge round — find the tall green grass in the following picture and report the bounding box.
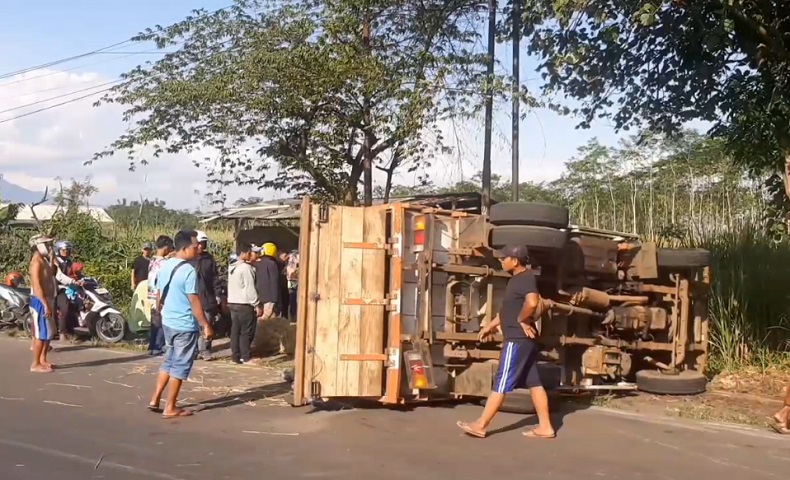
[693,226,790,372]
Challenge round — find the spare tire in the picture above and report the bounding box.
[636,370,707,395]
[490,202,569,228]
[490,225,568,250]
[656,248,711,268]
[497,364,562,414]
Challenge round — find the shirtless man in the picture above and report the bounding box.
[29,235,57,373]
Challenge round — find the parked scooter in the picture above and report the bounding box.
[9,277,128,343]
[0,283,30,331]
[65,277,128,343]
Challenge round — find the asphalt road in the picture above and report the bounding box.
[0,336,788,480]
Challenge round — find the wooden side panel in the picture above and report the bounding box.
[358,206,387,396]
[292,198,312,405]
[385,205,405,403]
[312,206,344,396]
[336,207,364,396]
[300,205,322,401]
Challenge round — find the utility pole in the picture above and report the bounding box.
[362,15,373,207]
[511,0,521,202]
[481,0,497,215]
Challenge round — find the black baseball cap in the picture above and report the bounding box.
[493,244,530,263]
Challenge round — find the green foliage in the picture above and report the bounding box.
[513,0,790,201]
[93,0,496,205]
[698,227,790,372]
[107,198,200,230]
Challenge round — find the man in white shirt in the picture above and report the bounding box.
[227,244,261,364]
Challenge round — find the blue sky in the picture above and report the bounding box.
[0,1,629,208]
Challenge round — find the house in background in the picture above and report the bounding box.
[200,193,484,254]
[0,203,114,227]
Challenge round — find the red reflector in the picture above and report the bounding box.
[414,230,425,246]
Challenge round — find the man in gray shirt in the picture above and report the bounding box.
[227,244,262,364]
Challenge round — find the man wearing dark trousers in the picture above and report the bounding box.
[191,230,222,360]
[227,244,261,364]
[255,243,280,319]
[456,244,555,439]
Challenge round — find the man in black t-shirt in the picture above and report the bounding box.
[457,244,555,439]
[131,243,153,290]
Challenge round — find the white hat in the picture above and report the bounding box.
[195,230,209,242]
[29,234,53,248]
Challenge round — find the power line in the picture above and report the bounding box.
[0,4,236,81]
[0,78,123,116]
[0,43,243,125]
[0,88,116,125]
[0,40,136,81]
[0,46,180,89]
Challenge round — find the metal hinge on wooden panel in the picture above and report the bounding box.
[318,203,329,223]
[387,347,400,369]
[343,293,398,311]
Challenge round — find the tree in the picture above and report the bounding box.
[512,1,790,200]
[92,0,490,205]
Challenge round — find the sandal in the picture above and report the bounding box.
[162,410,194,419]
[147,403,162,413]
[522,429,556,439]
[456,421,486,438]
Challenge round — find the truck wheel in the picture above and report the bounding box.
[636,370,707,395]
[501,389,536,414]
[656,248,711,268]
[490,225,568,250]
[489,202,569,229]
[498,364,562,414]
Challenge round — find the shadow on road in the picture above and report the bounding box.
[187,381,292,411]
[55,344,99,353]
[59,353,152,369]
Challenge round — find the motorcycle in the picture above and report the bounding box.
[67,277,128,343]
[9,278,128,343]
[0,283,30,331]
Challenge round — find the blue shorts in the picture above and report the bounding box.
[30,297,56,341]
[493,340,542,393]
[160,326,199,381]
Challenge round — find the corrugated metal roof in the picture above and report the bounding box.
[201,193,483,224]
[1,203,114,224]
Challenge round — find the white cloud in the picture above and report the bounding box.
[0,67,617,210]
[0,69,262,210]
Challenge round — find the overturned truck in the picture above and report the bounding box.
[290,197,710,409]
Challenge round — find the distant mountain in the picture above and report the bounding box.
[0,177,46,204]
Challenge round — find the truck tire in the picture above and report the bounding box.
[499,363,562,414]
[636,370,707,395]
[490,225,568,250]
[501,389,537,414]
[656,248,711,268]
[490,202,569,228]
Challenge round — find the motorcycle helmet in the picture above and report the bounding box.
[262,242,277,257]
[228,253,239,264]
[55,240,73,254]
[195,230,209,243]
[4,272,23,288]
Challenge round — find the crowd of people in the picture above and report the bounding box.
[130,230,299,365]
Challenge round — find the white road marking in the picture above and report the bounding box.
[0,436,189,480]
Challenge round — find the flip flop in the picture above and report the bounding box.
[769,420,790,435]
[162,410,194,420]
[456,421,486,438]
[30,366,53,373]
[523,429,556,439]
[147,403,162,413]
